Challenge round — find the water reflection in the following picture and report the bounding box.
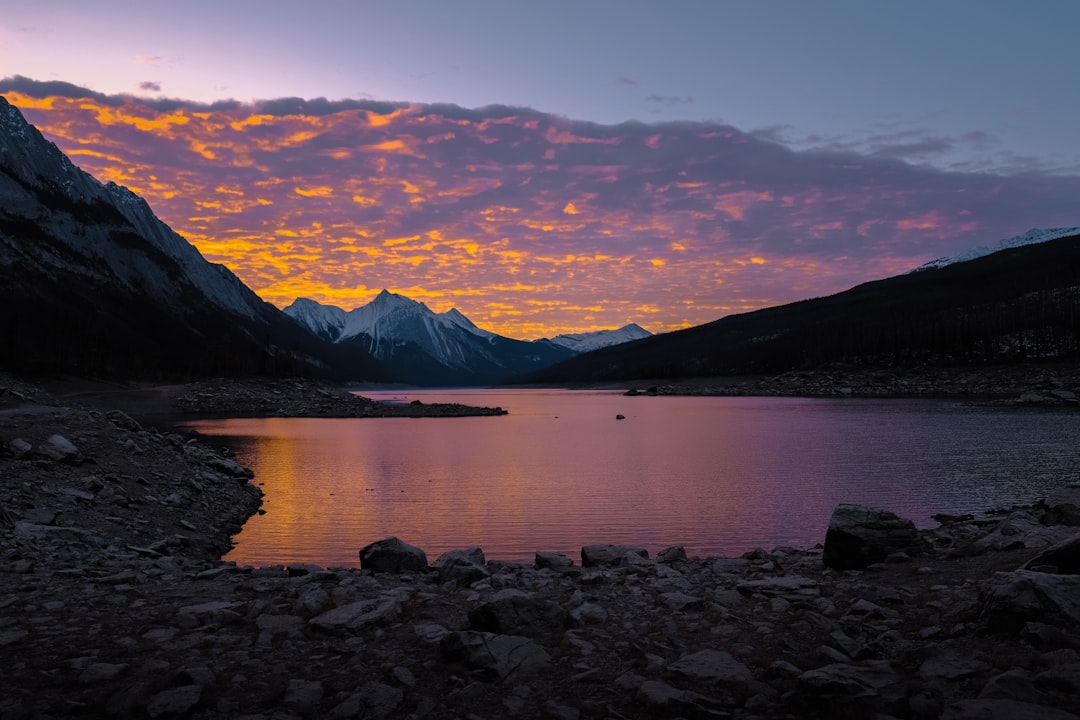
[183,392,1080,566]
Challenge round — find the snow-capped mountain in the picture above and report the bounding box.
[0,95,391,380]
[543,324,652,353]
[912,227,1080,272]
[285,292,575,385]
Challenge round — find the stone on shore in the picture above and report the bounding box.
[823,503,921,570]
[440,630,551,679]
[980,569,1080,632]
[358,537,429,573]
[40,433,80,463]
[433,547,489,585]
[468,589,570,638]
[535,551,574,570]
[1023,533,1080,573]
[581,543,649,567]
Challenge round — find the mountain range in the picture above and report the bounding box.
[283,293,650,386]
[3,94,1078,388]
[0,96,648,385]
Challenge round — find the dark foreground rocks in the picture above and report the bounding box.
[4,376,1080,718]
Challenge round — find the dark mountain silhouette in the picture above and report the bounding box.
[0,96,395,382]
[515,232,1080,384]
[285,293,643,386]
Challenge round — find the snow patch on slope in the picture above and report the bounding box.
[544,323,653,352]
[912,228,1080,272]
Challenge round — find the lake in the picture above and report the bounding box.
[181,389,1080,567]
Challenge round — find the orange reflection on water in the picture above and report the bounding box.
[183,391,1080,569]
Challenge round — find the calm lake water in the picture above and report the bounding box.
[182,390,1080,567]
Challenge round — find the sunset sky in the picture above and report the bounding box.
[3,1,1079,338]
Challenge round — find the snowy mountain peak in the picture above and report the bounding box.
[284,293,576,383]
[913,227,1080,272]
[283,298,348,341]
[544,323,653,353]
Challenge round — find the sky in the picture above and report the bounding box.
[2,1,1079,338]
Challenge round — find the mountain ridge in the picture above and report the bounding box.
[0,95,394,381]
[283,292,650,386]
[516,229,1080,384]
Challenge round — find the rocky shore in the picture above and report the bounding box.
[624,363,1080,404]
[3,373,1080,719]
[35,377,508,420]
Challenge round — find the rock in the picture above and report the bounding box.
[146,684,202,718]
[535,551,574,570]
[657,545,688,563]
[980,570,1080,632]
[40,434,80,463]
[1036,663,1080,696]
[105,410,143,432]
[284,679,324,717]
[979,668,1047,704]
[293,585,332,618]
[823,504,921,570]
[667,649,754,695]
[79,662,129,683]
[358,537,429,573]
[8,437,31,458]
[309,596,402,632]
[433,547,489,585]
[737,575,820,598]
[469,589,570,638]
[329,681,403,719]
[942,698,1080,720]
[1023,533,1080,573]
[204,455,254,479]
[636,680,727,718]
[440,630,551,679]
[660,591,702,610]
[965,509,1076,555]
[413,622,450,644]
[570,602,608,625]
[797,661,904,716]
[581,544,649,567]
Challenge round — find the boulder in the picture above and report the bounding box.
[657,545,688,563]
[535,551,574,570]
[432,547,489,585]
[942,698,1080,720]
[40,434,80,463]
[581,543,649,567]
[823,504,920,570]
[1023,533,1080,574]
[146,685,202,718]
[309,596,402,632]
[980,570,1080,632]
[440,630,551,679]
[667,649,754,696]
[1042,485,1080,526]
[468,589,570,638]
[359,537,428,573]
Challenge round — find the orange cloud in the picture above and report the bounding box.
[5,83,1054,338]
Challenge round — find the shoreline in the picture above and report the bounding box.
[3,373,1080,718]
